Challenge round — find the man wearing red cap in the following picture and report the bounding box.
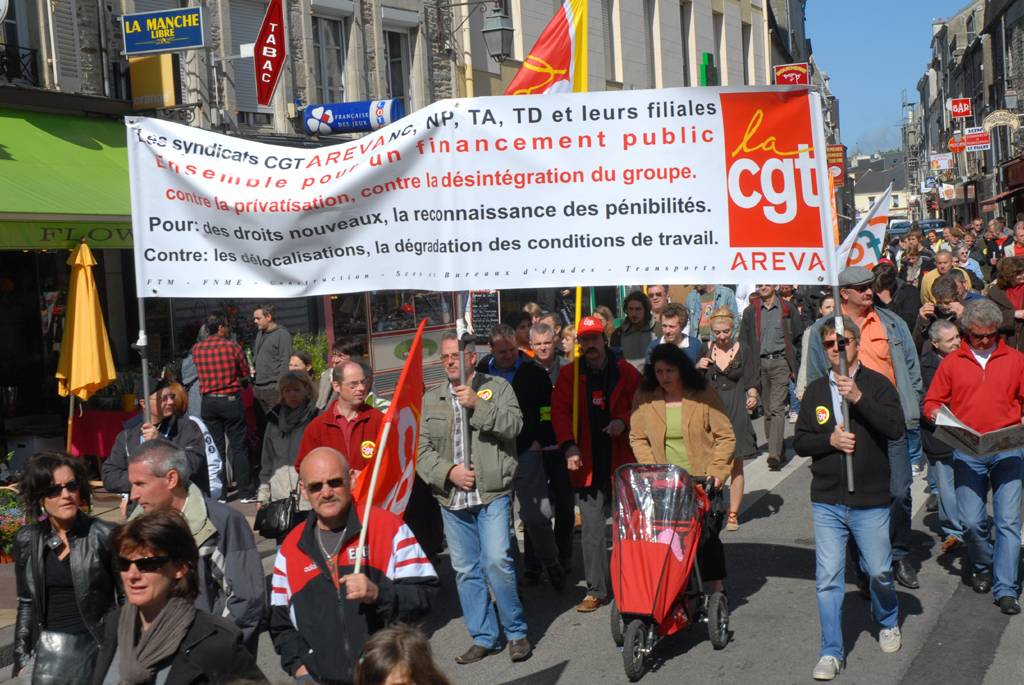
[551,316,643,612]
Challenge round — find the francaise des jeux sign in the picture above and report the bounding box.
[122,7,208,56]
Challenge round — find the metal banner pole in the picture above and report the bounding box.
[832,286,854,493]
[455,292,472,469]
[135,299,151,411]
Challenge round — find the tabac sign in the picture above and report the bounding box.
[122,7,208,56]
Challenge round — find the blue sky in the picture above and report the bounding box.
[805,1,971,155]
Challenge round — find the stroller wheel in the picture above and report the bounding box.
[707,592,730,650]
[622,620,647,681]
[610,599,624,647]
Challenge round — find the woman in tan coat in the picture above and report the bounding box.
[630,343,736,593]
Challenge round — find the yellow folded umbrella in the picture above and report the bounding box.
[56,240,117,450]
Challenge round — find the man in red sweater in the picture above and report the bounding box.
[297,360,385,486]
[923,299,1024,615]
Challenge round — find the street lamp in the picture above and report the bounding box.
[953,129,962,143]
[480,3,514,63]
[1007,88,1018,110]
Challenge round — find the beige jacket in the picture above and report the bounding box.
[629,385,736,484]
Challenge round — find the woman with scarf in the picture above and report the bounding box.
[257,370,318,542]
[14,452,121,685]
[695,306,759,532]
[987,256,1024,352]
[90,510,265,685]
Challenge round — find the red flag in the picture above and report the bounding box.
[351,319,425,516]
[504,0,588,95]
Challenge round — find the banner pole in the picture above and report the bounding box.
[66,395,74,452]
[135,298,151,418]
[833,287,854,494]
[456,292,473,469]
[353,420,393,575]
[572,287,582,442]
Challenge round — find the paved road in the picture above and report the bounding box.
[249,420,1024,685]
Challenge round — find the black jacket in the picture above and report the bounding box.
[103,413,209,497]
[476,352,556,453]
[253,324,292,389]
[874,280,920,334]
[793,365,905,508]
[738,296,805,379]
[798,286,831,328]
[898,256,935,286]
[14,514,122,675]
[918,347,954,461]
[89,607,266,685]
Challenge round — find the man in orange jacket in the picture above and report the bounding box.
[551,316,642,613]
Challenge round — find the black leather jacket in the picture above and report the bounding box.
[13,513,122,675]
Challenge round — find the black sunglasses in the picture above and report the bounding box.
[822,337,854,350]
[305,478,347,494]
[844,283,872,293]
[117,555,172,573]
[43,480,82,499]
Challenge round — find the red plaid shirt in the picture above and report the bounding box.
[192,335,251,394]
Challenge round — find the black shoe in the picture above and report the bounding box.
[925,494,938,513]
[523,566,542,585]
[973,571,993,594]
[893,559,919,589]
[508,637,532,662]
[546,562,566,592]
[857,578,871,601]
[766,454,781,470]
[998,596,1021,615]
[558,557,572,574]
[455,644,501,664]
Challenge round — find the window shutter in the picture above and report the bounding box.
[229,0,271,112]
[51,0,82,91]
[642,0,654,89]
[602,0,614,81]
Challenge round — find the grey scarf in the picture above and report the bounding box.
[117,597,197,685]
[277,399,316,432]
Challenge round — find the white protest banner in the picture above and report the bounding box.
[127,86,837,298]
[834,183,892,270]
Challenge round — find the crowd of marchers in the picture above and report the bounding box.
[14,216,1024,685]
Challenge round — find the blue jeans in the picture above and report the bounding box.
[907,427,922,470]
[953,449,1024,599]
[441,495,528,646]
[888,434,912,561]
[788,380,800,416]
[813,503,898,661]
[930,456,963,542]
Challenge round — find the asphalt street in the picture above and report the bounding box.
[247,418,1024,685]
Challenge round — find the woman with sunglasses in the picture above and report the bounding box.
[90,510,266,685]
[13,451,121,685]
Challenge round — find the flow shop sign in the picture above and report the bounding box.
[122,7,207,56]
[255,0,285,106]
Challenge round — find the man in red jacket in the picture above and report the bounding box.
[924,299,1024,615]
[297,361,385,486]
[551,316,642,613]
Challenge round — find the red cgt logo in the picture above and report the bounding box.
[721,92,823,248]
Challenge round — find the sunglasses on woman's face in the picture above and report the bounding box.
[43,480,81,499]
[822,336,854,350]
[117,555,172,573]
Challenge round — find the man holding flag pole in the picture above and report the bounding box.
[808,185,925,592]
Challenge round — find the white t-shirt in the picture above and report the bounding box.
[970,344,995,369]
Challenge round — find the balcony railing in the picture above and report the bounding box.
[0,46,39,87]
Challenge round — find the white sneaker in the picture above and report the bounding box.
[812,656,843,680]
[789,411,799,424]
[879,626,901,653]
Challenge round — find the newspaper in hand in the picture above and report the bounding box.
[933,405,1024,459]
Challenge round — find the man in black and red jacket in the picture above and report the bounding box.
[477,324,566,590]
[269,447,438,685]
[739,284,804,469]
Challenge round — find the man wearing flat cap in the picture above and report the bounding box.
[103,377,210,516]
[805,266,924,591]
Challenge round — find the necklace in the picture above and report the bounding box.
[316,525,345,563]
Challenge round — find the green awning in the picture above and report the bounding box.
[0,109,133,248]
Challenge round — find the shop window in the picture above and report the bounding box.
[312,15,347,104]
[331,293,370,353]
[369,291,453,333]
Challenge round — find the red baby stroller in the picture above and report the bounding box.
[609,464,730,681]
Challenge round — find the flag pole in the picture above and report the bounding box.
[830,174,854,493]
[66,395,74,452]
[572,286,582,441]
[134,298,151,419]
[353,420,393,575]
